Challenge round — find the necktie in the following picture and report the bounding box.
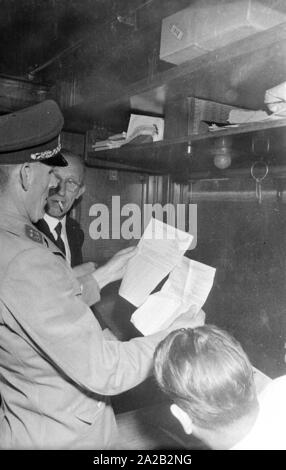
[54,222,66,256]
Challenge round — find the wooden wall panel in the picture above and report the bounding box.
[61,131,85,155]
[176,178,286,378]
[80,168,144,263]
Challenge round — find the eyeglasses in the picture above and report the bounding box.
[56,176,82,193]
[65,178,81,192]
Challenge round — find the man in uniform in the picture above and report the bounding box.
[0,100,204,449]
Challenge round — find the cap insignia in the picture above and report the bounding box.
[30,136,61,161]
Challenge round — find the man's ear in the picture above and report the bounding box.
[170,404,193,435]
[76,184,85,200]
[19,163,32,191]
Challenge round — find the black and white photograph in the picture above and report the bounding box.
[0,0,286,455]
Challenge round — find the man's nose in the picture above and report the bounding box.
[49,172,58,189]
[57,179,67,196]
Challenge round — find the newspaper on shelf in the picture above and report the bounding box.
[264,81,286,116]
[207,82,286,132]
[92,132,127,151]
[125,114,164,143]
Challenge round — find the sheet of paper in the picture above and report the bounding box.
[119,217,193,307]
[126,114,164,142]
[131,256,216,335]
[131,292,182,336]
[162,257,216,313]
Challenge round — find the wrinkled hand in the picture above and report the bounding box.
[73,261,98,279]
[168,307,206,332]
[93,246,137,289]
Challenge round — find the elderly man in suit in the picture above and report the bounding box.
[36,149,86,267]
[0,100,204,449]
[36,149,115,329]
[36,149,103,309]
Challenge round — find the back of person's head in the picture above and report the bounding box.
[154,325,257,432]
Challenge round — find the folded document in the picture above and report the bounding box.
[119,217,193,307]
[131,256,216,335]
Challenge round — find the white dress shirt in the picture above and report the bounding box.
[231,376,286,450]
[44,213,71,265]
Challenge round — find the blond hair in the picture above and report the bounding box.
[154,325,257,430]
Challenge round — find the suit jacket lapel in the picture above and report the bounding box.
[35,218,57,245]
[36,216,83,267]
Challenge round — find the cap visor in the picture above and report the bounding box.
[42,152,67,167]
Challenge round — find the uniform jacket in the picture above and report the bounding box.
[0,211,167,449]
[35,215,84,267]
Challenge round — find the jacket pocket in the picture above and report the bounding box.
[74,402,104,427]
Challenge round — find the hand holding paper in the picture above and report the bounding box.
[73,261,97,278]
[93,246,137,289]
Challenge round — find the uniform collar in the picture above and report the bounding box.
[0,209,63,252]
[0,210,33,237]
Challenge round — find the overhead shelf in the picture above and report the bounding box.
[86,117,286,180]
[84,19,286,180]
